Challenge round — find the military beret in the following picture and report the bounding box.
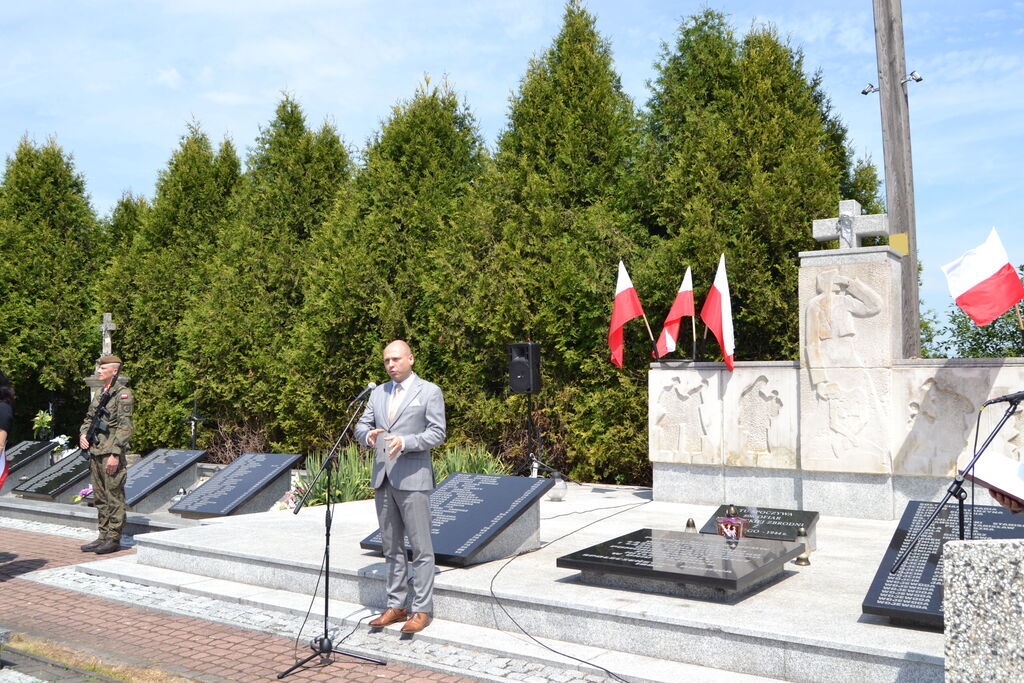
[97,355,122,365]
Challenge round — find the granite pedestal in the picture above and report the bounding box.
[944,538,1024,681]
[0,441,54,495]
[360,472,553,566]
[12,449,89,505]
[557,528,803,602]
[169,452,301,520]
[125,449,205,514]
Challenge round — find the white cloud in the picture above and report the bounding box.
[155,67,182,88]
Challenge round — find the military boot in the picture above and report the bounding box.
[80,538,105,552]
[93,539,122,555]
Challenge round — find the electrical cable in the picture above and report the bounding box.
[541,500,650,521]
[292,546,329,661]
[323,491,376,652]
[288,432,374,670]
[486,499,651,683]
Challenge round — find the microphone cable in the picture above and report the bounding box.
[486,498,652,683]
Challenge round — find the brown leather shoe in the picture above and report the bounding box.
[400,612,431,634]
[368,607,408,628]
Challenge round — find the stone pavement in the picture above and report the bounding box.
[0,520,627,682]
[0,524,478,682]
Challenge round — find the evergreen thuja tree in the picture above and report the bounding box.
[102,191,148,249]
[462,1,648,483]
[640,10,882,361]
[0,137,100,436]
[285,79,486,451]
[179,96,351,458]
[96,126,240,452]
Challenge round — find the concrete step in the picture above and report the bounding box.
[0,497,194,537]
[63,486,942,681]
[75,556,778,683]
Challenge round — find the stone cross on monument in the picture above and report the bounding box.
[86,313,126,400]
[99,313,117,356]
[811,200,889,249]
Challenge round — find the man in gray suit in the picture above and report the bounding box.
[356,340,446,634]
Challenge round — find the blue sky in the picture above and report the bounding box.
[2,1,1022,322]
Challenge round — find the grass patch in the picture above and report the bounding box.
[9,633,189,682]
[295,442,512,506]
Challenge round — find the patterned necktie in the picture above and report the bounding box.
[388,384,403,422]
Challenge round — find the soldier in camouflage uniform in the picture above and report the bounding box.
[78,355,134,555]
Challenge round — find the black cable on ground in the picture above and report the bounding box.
[486,499,651,683]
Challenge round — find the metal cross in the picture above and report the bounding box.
[182,397,209,450]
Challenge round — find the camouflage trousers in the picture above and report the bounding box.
[89,453,127,540]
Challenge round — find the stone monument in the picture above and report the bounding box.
[651,200,1024,519]
[85,313,130,401]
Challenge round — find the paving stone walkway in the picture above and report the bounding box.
[0,519,613,682]
[0,524,473,681]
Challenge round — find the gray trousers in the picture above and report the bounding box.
[374,478,434,614]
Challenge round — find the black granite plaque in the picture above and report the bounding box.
[699,505,820,542]
[4,440,55,474]
[12,449,89,501]
[125,449,206,507]
[360,472,554,566]
[862,501,1024,628]
[169,452,302,517]
[557,528,803,593]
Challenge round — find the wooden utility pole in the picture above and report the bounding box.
[872,0,920,357]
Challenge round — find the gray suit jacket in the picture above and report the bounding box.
[355,373,446,491]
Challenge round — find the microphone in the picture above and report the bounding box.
[348,382,377,408]
[983,389,1024,406]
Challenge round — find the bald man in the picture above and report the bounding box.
[355,340,446,634]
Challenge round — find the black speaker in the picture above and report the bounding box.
[508,342,541,394]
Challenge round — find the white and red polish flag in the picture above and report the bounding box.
[700,254,735,371]
[941,228,1024,327]
[608,260,646,368]
[0,446,8,490]
[654,267,694,358]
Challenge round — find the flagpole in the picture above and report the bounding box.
[1016,303,1024,348]
[690,314,697,362]
[640,312,658,357]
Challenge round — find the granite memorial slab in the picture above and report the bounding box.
[360,472,554,566]
[557,528,804,602]
[862,500,1024,628]
[12,448,89,504]
[169,452,302,519]
[125,448,206,514]
[700,504,820,549]
[0,440,55,495]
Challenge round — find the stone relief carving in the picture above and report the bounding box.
[980,397,1024,465]
[896,377,977,476]
[804,269,886,462]
[653,376,712,463]
[1004,414,1024,462]
[735,375,782,466]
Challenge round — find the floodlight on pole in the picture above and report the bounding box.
[901,70,923,85]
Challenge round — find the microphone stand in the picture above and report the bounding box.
[278,396,385,679]
[525,393,580,485]
[890,400,1019,575]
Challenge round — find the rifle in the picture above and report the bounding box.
[84,367,121,451]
